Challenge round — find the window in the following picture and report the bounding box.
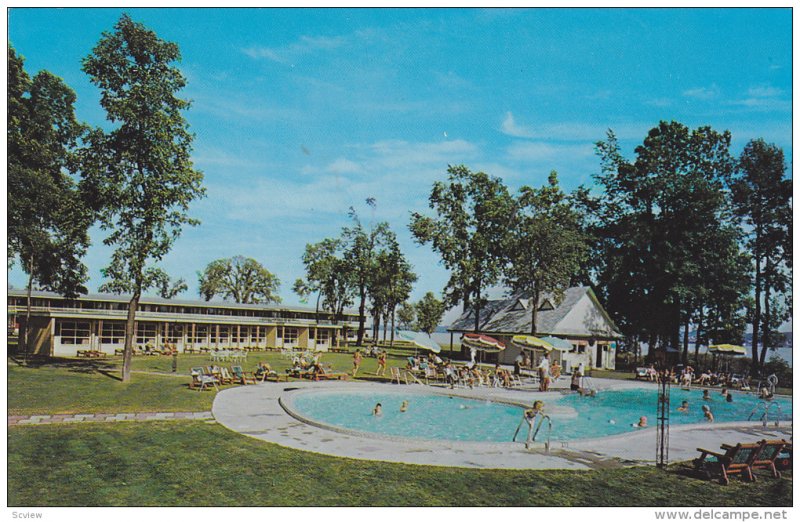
[219,325,231,345]
[164,324,184,343]
[255,326,266,342]
[58,321,91,344]
[101,322,126,344]
[317,330,329,344]
[284,328,298,344]
[193,325,209,344]
[136,322,157,345]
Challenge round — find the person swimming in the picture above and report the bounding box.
[677,400,689,413]
[373,403,383,416]
[702,404,714,422]
[632,416,648,428]
[702,389,712,401]
[726,393,733,403]
[400,400,409,413]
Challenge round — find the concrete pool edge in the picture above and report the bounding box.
[211,379,793,470]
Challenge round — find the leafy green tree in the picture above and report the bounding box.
[410,165,513,331]
[590,122,745,362]
[342,204,391,345]
[731,139,792,371]
[198,256,280,304]
[297,238,354,346]
[415,291,446,336]
[371,232,417,345]
[396,301,416,330]
[8,45,91,356]
[81,15,205,381]
[504,171,589,334]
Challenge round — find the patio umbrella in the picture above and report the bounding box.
[510,335,554,352]
[708,344,747,355]
[394,329,442,353]
[462,333,506,352]
[539,336,573,352]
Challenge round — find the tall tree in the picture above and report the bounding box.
[731,139,792,371]
[396,301,416,330]
[410,165,513,332]
[503,171,589,334]
[81,15,205,382]
[8,45,92,356]
[590,122,745,362]
[198,256,280,304]
[371,232,417,345]
[415,291,446,336]
[297,238,354,346]
[342,204,391,345]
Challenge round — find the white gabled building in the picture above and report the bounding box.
[447,286,623,371]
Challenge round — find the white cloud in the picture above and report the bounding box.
[506,141,595,161]
[243,34,347,64]
[683,85,720,100]
[325,158,363,174]
[500,111,535,138]
[747,85,784,98]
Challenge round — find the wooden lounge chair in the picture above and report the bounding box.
[750,439,788,480]
[693,442,761,484]
[189,367,219,391]
[218,366,235,385]
[231,365,257,385]
[390,367,403,385]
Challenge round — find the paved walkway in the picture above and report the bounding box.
[211,378,792,470]
[8,411,213,426]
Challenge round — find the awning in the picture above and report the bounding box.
[395,330,441,353]
[462,333,506,352]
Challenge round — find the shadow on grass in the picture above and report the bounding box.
[9,355,120,375]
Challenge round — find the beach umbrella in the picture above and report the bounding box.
[510,335,554,352]
[708,344,747,355]
[462,333,506,352]
[394,329,442,353]
[539,336,573,352]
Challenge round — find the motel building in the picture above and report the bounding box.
[8,289,360,357]
[448,286,623,372]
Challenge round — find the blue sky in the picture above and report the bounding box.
[8,8,793,308]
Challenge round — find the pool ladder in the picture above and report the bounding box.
[748,400,783,428]
[512,412,552,452]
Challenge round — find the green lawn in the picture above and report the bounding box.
[7,421,792,507]
[7,351,409,415]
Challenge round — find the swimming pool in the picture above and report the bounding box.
[288,387,792,443]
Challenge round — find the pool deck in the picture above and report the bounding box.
[211,377,792,470]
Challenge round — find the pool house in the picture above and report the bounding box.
[8,289,360,357]
[447,286,623,371]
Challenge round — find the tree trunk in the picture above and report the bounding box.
[122,291,141,383]
[356,287,367,346]
[390,307,396,347]
[760,262,772,368]
[382,313,388,341]
[682,312,690,365]
[751,254,762,375]
[530,288,540,335]
[24,255,34,361]
[694,307,703,366]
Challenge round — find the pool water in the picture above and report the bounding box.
[290,388,792,443]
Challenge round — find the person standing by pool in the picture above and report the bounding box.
[375,350,387,377]
[352,350,363,377]
[538,354,550,391]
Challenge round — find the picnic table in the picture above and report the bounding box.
[77,349,106,358]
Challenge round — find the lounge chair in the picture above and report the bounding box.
[312,365,349,381]
[231,365,257,385]
[218,366,235,385]
[635,367,649,380]
[693,442,761,484]
[189,367,219,391]
[390,367,403,385]
[750,439,788,480]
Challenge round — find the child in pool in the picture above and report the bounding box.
[632,416,648,428]
[702,389,712,401]
[702,404,714,422]
[373,403,382,416]
[677,400,689,413]
[400,400,408,413]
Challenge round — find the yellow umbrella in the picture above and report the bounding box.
[510,335,555,352]
[708,344,747,355]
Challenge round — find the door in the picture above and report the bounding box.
[596,343,604,368]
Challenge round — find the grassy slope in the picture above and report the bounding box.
[7,351,407,415]
[7,421,792,507]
